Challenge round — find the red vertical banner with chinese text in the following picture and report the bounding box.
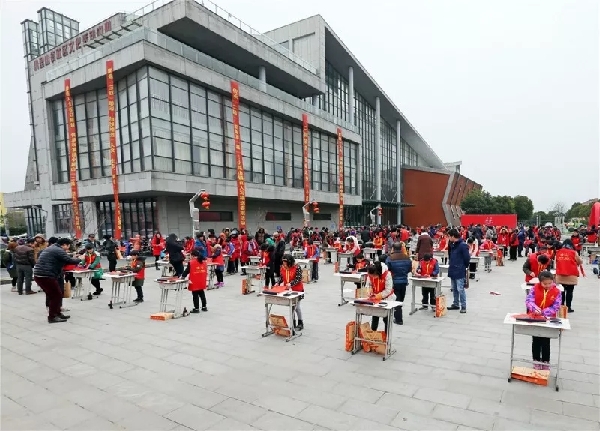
[230,81,246,229]
[64,79,83,239]
[105,60,122,239]
[337,128,344,230]
[302,114,310,227]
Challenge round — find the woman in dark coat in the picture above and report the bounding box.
[165,233,185,276]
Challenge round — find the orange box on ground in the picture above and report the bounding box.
[150,312,174,321]
[345,321,356,352]
[301,269,310,283]
[269,314,292,337]
[511,366,549,386]
[359,322,386,355]
[435,295,447,317]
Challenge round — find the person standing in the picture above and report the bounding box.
[447,228,470,313]
[415,230,433,261]
[34,238,81,323]
[83,244,104,295]
[364,261,393,332]
[151,232,164,270]
[509,229,519,261]
[3,241,18,291]
[555,239,583,313]
[385,242,412,325]
[182,250,209,313]
[126,250,146,303]
[103,234,119,272]
[13,238,37,295]
[165,234,185,276]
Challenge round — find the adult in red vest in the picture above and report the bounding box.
[211,244,225,288]
[586,227,598,245]
[525,271,562,370]
[570,232,582,256]
[555,239,583,312]
[151,232,164,270]
[522,253,550,283]
[365,261,393,332]
[182,250,208,313]
[278,254,305,330]
[497,228,509,257]
[508,229,519,261]
[231,234,241,273]
[126,250,146,302]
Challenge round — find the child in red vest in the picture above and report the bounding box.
[365,261,393,332]
[525,271,562,370]
[304,240,320,282]
[277,254,305,330]
[182,250,208,313]
[416,253,440,310]
[126,250,146,303]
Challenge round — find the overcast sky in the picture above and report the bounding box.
[1,0,598,211]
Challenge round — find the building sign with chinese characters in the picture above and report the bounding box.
[302,114,310,205]
[64,79,82,239]
[230,81,246,230]
[337,128,344,230]
[105,60,122,239]
[30,15,125,75]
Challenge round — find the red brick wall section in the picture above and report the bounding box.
[403,169,450,227]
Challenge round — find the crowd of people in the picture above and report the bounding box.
[2,222,596,334]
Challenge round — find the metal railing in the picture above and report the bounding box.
[45,27,357,134]
[123,0,317,74]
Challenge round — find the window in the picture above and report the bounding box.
[312,213,332,221]
[53,203,84,233]
[196,211,234,222]
[265,212,292,221]
[97,199,157,239]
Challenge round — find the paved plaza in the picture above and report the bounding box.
[1,257,599,430]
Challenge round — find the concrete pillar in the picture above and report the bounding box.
[312,95,319,107]
[396,120,402,225]
[258,66,266,92]
[375,96,381,225]
[348,66,355,126]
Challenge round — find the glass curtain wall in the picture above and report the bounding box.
[97,199,158,239]
[52,65,358,195]
[380,118,397,202]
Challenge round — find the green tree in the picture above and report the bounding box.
[513,195,534,221]
[492,195,515,214]
[461,190,496,214]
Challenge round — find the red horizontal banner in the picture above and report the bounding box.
[460,214,517,229]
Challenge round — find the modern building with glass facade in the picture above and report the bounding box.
[6,0,466,238]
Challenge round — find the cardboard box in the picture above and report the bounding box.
[511,366,549,386]
[359,322,387,355]
[435,295,447,318]
[302,269,310,283]
[355,287,369,298]
[345,321,356,352]
[269,314,291,338]
[150,312,174,321]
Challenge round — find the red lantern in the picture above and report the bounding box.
[202,201,210,209]
[200,191,210,201]
[312,201,318,207]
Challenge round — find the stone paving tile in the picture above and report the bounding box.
[2,256,600,430]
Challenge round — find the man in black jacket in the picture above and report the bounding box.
[103,234,118,272]
[34,238,82,323]
[13,238,37,295]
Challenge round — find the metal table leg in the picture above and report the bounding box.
[409,282,418,315]
[556,330,562,391]
[507,326,515,382]
[351,308,362,355]
[338,279,348,306]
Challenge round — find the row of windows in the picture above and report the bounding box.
[52,66,359,195]
[53,203,85,233]
[97,199,158,240]
[318,61,423,202]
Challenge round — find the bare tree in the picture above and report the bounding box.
[71,204,106,237]
[551,202,567,216]
[255,207,266,232]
